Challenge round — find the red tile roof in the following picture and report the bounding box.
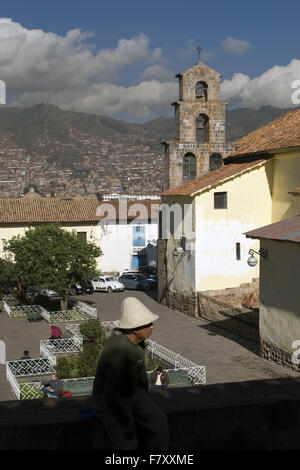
[227,108,300,158]
[245,214,300,243]
[0,196,161,224]
[161,159,266,197]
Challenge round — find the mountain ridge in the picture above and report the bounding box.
[0,103,295,198]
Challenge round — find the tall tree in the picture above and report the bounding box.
[4,224,101,309]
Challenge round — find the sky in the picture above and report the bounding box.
[1,0,300,122]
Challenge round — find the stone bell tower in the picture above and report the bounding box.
[162,61,235,190]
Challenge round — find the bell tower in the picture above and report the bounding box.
[163,61,235,190]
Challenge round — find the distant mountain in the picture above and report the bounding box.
[225,106,296,141]
[0,103,294,148]
[0,103,296,198]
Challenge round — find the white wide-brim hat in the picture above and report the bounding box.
[113,297,159,329]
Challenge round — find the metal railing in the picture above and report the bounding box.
[197,292,242,319]
[40,337,83,360]
[76,301,97,319]
[6,358,55,377]
[3,301,42,318]
[6,358,56,400]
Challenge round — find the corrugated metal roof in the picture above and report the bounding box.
[245,214,300,243]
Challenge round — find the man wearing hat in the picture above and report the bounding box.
[92,297,169,450]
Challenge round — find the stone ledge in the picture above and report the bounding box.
[2,377,300,449]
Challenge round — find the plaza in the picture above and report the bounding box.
[0,290,298,402]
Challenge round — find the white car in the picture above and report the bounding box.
[92,276,125,293]
[40,288,60,297]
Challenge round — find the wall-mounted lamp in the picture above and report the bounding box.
[173,239,185,257]
[90,228,94,239]
[247,248,268,267]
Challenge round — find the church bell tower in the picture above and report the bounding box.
[163,60,235,190]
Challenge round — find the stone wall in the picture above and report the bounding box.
[260,337,300,372]
[158,275,259,342]
[2,377,300,450]
[201,278,259,298]
[166,289,198,318]
[157,239,167,305]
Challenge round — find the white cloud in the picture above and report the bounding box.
[140,64,174,81]
[0,17,178,118]
[0,18,152,91]
[221,59,300,108]
[13,80,178,119]
[221,37,251,56]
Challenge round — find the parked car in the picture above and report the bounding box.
[68,281,94,295]
[91,276,125,293]
[138,266,157,277]
[39,288,60,297]
[118,273,156,291]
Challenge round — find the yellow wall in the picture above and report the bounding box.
[163,149,300,297]
[0,223,102,270]
[272,151,300,222]
[194,161,274,292]
[259,239,300,355]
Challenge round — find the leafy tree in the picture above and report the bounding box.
[0,256,16,284]
[4,224,101,309]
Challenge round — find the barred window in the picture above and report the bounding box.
[183,153,196,182]
[214,192,227,209]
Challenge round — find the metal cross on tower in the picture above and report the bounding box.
[195,46,204,61]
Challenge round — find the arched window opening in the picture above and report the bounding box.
[209,153,223,171]
[183,153,196,183]
[196,114,209,143]
[195,81,208,101]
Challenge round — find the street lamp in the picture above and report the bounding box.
[247,248,268,267]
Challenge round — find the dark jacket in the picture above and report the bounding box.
[42,379,63,394]
[149,370,169,387]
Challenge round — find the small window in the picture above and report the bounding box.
[183,153,196,182]
[170,212,175,236]
[214,192,227,209]
[159,211,162,239]
[77,231,87,242]
[236,243,241,261]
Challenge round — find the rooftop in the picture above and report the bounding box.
[245,214,300,243]
[227,107,300,159]
[0,196,161,224]
[161,159,266,197]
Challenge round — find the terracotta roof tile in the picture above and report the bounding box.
[161,159,266,197]
[227,108,300,158]
[0,196,161,224]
